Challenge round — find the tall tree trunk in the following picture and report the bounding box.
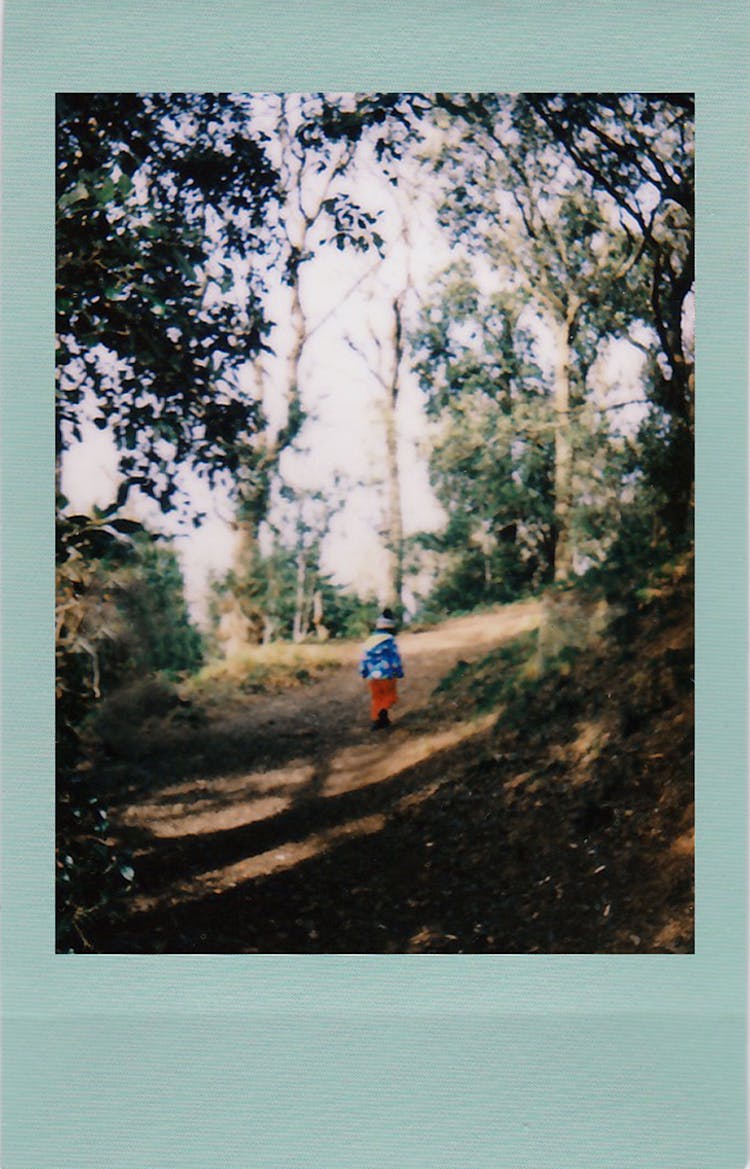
[384,298,405,613]
[277,264,307,451]
[214,507,259,656]
[312,588,328,640]
[384,392,404,612]
[225,97,311,653]
[654,254,695,540]
[552,308,577,581]
[232,512,256,576]
[293,544,306,642]
[261,530,279,645]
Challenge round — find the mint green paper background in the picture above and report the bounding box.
[1,2,747,1166]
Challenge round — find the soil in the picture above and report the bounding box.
[85,584,694,955]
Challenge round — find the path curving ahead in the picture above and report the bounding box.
[109,599,542,923]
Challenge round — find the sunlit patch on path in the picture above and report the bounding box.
[130,812,389,915]
[320,713,497,798]
[120,762,315,837]
[125,712,497,915]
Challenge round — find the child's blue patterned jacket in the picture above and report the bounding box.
[358,632,404,680]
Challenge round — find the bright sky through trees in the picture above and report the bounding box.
[60,100,454,617]
[58,92,690,624]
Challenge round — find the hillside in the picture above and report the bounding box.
[80,567,693,954]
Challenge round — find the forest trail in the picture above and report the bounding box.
[92,574,694,955]
[111,599,543,919]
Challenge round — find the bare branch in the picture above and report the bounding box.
[306,255,385,340]
[344,332,388,389]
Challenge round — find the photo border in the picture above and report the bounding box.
[2,3,747,1166]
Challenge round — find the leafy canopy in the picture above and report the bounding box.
[57,92,279,512]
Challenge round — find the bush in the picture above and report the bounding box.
[432,630,539,715]
[55,508,205,949]
[56,770,136,951]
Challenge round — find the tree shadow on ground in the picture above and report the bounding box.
[93,730,694,956]
[85,594,693,956]
[97,689,369,804]
[109,721,487,901]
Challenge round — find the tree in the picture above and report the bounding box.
[346,288,408,613]
[280,485,342,643]
[429,95,652,581]
[223,93,427,638]
[414,263,555,603]
[56,93,282,946]
[57,92,281,513]
[227,95,394,532]
[115,535,204,676]
[210,480,347,647]
[55,511,203,951]
[338,151,440,617]
[512,94,694,540]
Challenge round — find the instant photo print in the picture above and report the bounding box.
[1,2,747,1166]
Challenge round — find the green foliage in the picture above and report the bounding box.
[56,507,204,949]
[411,264,555,608]
[56,92,427,532]
[211,545,294,646]
[410,93,693,609]
[514,93,695,538]
[56,508,142,751]
[55,510,139,952]
[315,585,378,641]
[57,513,203,718]
[212,541,377,646]
[56,770,136,952]
[112,536,204,677]
[433,630,539,714]
[57,93,279,512]
[212,473,385,647]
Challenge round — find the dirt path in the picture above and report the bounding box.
[211,598,541,750]
[109,600,542,919]
[91,584,694,955]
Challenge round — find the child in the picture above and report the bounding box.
[359,608,404,730]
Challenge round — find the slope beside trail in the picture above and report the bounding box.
[103,600,542,927]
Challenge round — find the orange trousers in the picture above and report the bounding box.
[368,677,398,720]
